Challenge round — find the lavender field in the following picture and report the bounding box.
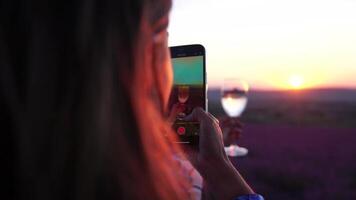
[208,89,356,199]
[232,125,356,199]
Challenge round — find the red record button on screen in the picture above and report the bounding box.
[177,126,186,135]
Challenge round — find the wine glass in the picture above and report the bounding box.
[221,79,249,157]
[177,85,190,118]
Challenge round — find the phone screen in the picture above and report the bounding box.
[168,46,206,144]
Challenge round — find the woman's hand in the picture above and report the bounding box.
[183,108,254,199]
[183,107,228,168]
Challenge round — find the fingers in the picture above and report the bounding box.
[183,108,241,136]
[183,107,209,122]
[183,107,222,140]
[207,112,220,124]
[183,107,220,127]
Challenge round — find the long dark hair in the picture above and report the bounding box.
[1,0,189,199]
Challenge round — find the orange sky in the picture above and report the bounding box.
[168,0,356,90]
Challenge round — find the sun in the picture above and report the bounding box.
[288,75,304,89]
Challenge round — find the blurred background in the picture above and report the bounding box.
[168,0,356,199]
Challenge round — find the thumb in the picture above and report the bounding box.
[182,107,207,122]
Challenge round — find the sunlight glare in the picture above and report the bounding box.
[289,75,304,89]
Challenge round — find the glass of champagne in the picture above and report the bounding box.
[177,85,190,118]
[221,79,249,157]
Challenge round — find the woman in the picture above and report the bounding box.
[1,0,262,199]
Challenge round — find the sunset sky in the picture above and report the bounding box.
[168,0,356,90]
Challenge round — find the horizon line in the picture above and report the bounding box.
[207,86,356,92]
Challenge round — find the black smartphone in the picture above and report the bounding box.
[169,44,207,145]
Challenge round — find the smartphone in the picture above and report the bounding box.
[169,44,207,145]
